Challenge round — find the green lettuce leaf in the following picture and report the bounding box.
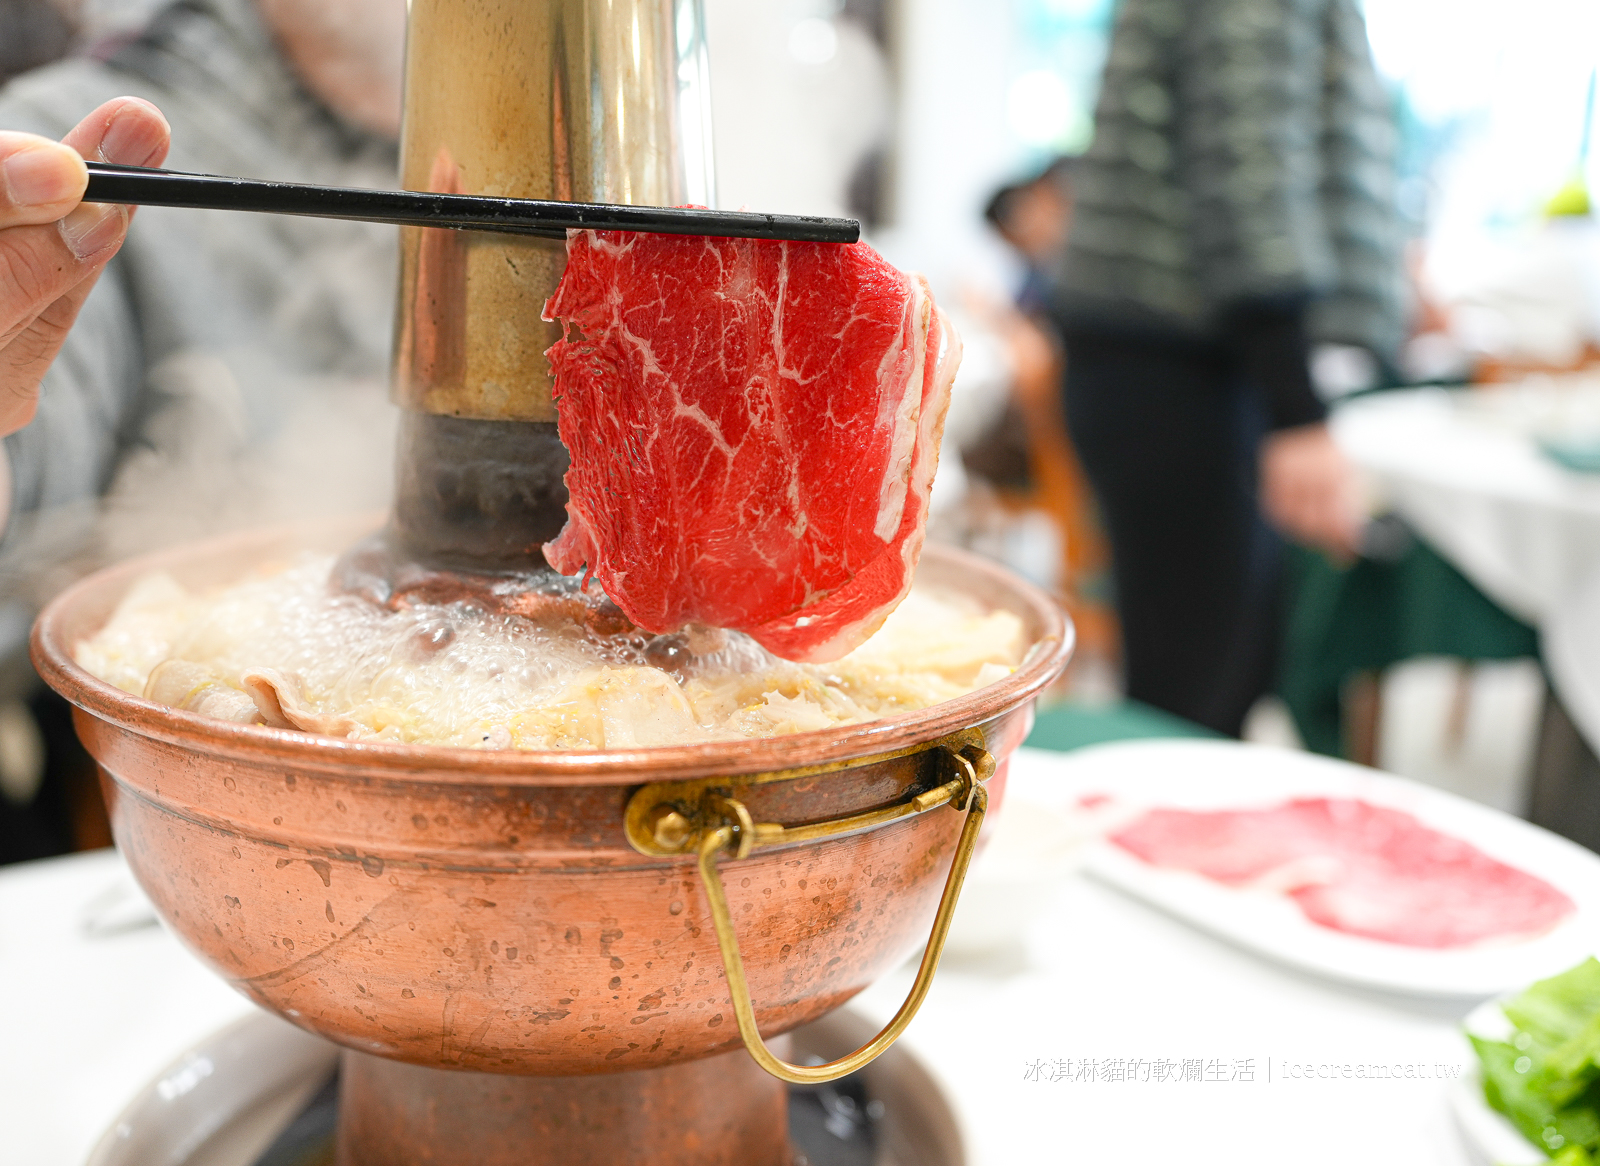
[1473,959,1600,1159]
[1550,1145,1594,1166]
[1538,1012,1600,1108]
[1505,959,1600,1048]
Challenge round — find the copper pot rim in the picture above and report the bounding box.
[31,522,1072,787]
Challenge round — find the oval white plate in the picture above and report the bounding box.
[1009,740,1600,999]
[86,1010,337,1166]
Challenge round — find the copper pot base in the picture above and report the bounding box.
[337,1041,792,1166]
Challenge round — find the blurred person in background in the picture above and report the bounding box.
[984,156,1073,318]
[1051,0,1405,736]
[0,0,406,861]
[963,161,1075,496]
[980,157,1120,687]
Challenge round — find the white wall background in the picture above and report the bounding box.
[704,0,1040,303]
[703,0,891,220]
[873,0,1027,300]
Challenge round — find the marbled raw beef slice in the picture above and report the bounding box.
[543,230,959,662]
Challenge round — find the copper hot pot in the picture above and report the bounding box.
[34,0,1073,1160]
[33,520,1071,1165]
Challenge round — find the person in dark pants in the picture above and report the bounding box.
[1052,0,1404,736]
[1062,319,1313,734]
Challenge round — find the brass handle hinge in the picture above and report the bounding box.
[623,739,994,1084]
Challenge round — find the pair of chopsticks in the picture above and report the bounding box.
[82,161,861,245]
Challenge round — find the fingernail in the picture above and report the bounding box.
[98,106,160,166]
[2,146,80,207]
[59,202,126,260]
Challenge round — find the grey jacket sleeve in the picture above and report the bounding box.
[0,251,144,629]
[3,259,144,528]
[0,65,150,596]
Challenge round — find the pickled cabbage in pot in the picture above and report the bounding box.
[74,556,1026,749]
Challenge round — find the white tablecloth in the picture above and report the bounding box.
[1334,386,1600,756]
[1333,387,1600,626]
[1,743,1481,1166]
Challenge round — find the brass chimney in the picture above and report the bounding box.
[386,0,713,572]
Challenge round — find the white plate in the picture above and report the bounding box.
[85,1010,337,1166]
[1007,740,1600,999]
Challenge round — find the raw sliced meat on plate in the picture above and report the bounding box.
[1110,798,1576,949]
[542,230,959,662]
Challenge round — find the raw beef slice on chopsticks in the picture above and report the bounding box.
[541,230,960,663]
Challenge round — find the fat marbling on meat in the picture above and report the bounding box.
[542,230,960,662]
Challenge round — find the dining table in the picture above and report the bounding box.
[0,739,1506,1166]
[1332,385,1600,629]
[1327,384,1600,847]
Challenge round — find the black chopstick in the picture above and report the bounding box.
[81,161,861,245]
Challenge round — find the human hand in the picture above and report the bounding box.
[1259,421,1366,561]
[0,97,170,437]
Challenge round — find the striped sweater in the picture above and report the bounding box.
[1055,0,1405,363]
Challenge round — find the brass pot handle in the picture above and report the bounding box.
[692,744,992,1084]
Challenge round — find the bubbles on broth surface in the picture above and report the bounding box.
[76,555,1026,750]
